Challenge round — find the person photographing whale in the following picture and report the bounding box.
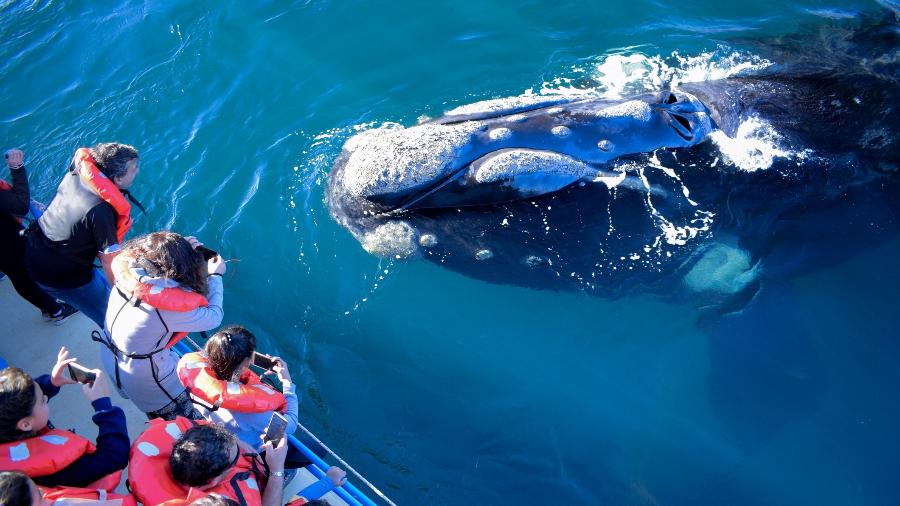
[98,231,225,421]
[24,143,142,328]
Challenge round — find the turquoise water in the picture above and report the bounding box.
[2,1,900,504]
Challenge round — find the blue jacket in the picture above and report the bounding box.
[31,374,130,488]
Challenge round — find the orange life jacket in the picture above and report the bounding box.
[72,148,131,244]
[128,417,264,506]
[40,484,137,506]
[0,429,94,477]
[111,252,209,347]
[177,352,287,413]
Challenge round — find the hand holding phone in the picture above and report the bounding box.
[251,351,278,371]
[67,362,97,385]
[263,412,288,444]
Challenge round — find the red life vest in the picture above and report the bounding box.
[40,485,137,506]
[72,148,131,244]
[128,417,264,506]
[0,429,94,477]
[177,352,287,413]
[111,252,209,347]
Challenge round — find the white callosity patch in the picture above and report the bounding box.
[475,249,493,260]
[419,233,438,247]
[473,150,594,197]
[488,127,512,141]
[551,125,571,138]
[594,100,652,121]
[683,243,758,294]
[361,221,419,258]
[708,116,794,172]
[341,122,481,197]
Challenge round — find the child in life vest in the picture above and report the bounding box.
[0,348,129,490]
[0,470,135,506]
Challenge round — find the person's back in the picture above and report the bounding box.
[25,143,140,328]
[98,231,225,420]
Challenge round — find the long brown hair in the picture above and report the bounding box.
[122,231,208,295]
[0,368,36,443]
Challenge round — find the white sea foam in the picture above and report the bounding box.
[361,221,418,258]
[536,47,773,100]
[708,116,795,172]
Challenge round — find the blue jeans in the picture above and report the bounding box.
[38,269,111,329]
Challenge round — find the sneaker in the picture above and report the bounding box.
[45,303,79,326]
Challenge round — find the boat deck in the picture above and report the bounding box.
[0,279,345,504]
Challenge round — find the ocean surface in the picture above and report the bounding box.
[2,1,899,504]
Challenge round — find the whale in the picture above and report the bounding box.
[326,14,900,303]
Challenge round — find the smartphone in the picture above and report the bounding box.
[67,363,97,385]
[251,351,278,371]
[263,412,288,443]
[195,245,219,261]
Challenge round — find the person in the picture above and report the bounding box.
[0,349,130,491]
[24,143,141,328]
[0,148,78,324]
[177,326,299,452]
[127,417,285,506]
[0,470,136,506]
[97,231,225,420]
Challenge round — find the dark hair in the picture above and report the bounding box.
[204,326,256,381]
[0,471,33,506]
[89,142,138,179]
[170,424,237,487]
[189,494,240,506]
[305,500,332,506]
[122,231,208,295]
[0,368,36,443]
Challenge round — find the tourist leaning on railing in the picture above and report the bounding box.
[0,348,129,491]
[23,143,141,328]
[0,148,77,324]
[96,231,225,420]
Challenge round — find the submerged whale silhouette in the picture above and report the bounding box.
[327,15,899,303]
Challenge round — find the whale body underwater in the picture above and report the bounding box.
[326,16,899,305]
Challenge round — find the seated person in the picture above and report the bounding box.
[0,470,135,506]
[177,327,303,454]
[0,348,129,491]
[127,417,285,506]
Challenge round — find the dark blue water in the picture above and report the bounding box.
[2,1,899,504]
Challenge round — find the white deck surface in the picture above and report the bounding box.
[0,279,346,505]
